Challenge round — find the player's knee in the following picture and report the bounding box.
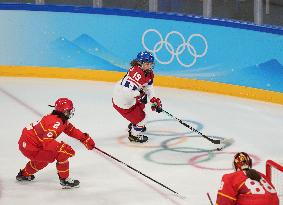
[56,151,73,163]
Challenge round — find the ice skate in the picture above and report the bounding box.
[60,177,80,189]
[128,131,148,143]
[128,123,146,132]
[16,169,35,181]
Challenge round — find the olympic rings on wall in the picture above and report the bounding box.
[142,29,208,68]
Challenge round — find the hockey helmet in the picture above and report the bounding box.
[233,152,252,171]
[54,98,75,119]
[136,51,154,64]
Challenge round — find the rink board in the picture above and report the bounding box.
[1,65,282,105]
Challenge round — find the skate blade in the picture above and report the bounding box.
[128,139,148,143]
[61,185,80,189]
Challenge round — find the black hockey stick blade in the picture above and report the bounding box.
[215,138,234,151]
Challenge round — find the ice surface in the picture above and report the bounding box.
[0,77,282,205]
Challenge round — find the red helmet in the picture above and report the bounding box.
[55,98,73,112]
[52,98,75,119]
[233,152,252,171]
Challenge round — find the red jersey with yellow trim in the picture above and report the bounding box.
[113,65,155,109]
[18,114,84,153]
[216,170,279,205]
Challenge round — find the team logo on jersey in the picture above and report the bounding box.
[141,29,208,68]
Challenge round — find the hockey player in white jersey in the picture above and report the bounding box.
[112,51,162,143]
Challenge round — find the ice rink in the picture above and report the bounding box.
[0,77,282,205]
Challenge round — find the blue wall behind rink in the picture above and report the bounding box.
[0,4,283,93]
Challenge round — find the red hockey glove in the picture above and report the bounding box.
[150,97,162,113]
[80,133,95,150]
[57,142,75,157]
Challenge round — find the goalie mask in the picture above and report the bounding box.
[233,152,252,171]
[51,98,75,119]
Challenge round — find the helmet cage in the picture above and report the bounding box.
[63,107,75,119]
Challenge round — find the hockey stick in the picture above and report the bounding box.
[94,147,183,197]
[161,109,221,144]
[206,192,214,205]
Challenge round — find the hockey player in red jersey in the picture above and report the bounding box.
[216,152,279,205]
[16,98,95,188]
[112,51,162,143]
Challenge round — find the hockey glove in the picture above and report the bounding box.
[80,133,95,150]
[57,142,75,157]
[150,97,162,113]
[139,90,147,104]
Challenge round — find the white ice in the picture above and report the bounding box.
[0,77,282,205]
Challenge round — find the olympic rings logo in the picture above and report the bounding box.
[116,119,261,171]
[142,29,208,68]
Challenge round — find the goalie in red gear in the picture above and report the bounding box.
[112,51,162,143]
[216,152,279,205]
[16,98,95,189]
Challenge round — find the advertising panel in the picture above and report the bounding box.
[0,4,282,95]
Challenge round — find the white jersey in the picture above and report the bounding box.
[113,66,155,109]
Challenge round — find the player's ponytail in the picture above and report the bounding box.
[51,110,68,123]
[245,169,261,182]
[130,59,141,67]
